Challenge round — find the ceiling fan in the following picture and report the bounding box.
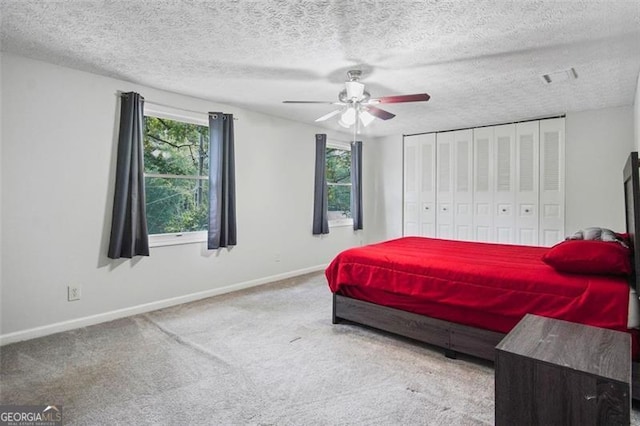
[283,70,430,130]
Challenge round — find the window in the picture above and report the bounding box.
[143,112,209,246]
[326,143,353,227]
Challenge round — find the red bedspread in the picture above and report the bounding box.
[326,237,632,335]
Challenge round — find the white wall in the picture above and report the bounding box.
[0,54,365,341]
[0,52,3,336]
[367,107,635,242]
[565,106,634,233]
[635,71,640,152]
[364,134,404,244]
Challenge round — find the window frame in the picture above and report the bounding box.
[326,141,354,228]
[143,105,209,247]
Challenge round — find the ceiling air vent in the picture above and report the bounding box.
[541,68,578,84]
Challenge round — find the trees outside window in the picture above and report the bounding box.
[143,115,209,235]
[326,146,352,224]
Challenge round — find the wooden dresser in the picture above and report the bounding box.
[495,314,630,425]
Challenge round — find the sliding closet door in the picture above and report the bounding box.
[403,133,436,237]
[436,132,454,239]
[515,121,540,245]
[493,124,516,244]
[473,127,494,242]
[539,118,565,246]
[453,129,474,241]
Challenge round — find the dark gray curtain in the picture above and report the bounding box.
[351,140,363,230]
[208,112,237,249]
[313,134,329,235]
[108,92,150,259]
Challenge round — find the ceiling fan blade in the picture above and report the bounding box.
[315,109,342,122]
[282,100,336,104]
[367,106,396,120]
[374,93,430,104]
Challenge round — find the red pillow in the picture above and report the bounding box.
[617,232,631,246]
[542,240,632,276]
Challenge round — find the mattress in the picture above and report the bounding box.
[326,237,637,335]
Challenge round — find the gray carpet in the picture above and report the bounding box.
[1,272,638,425]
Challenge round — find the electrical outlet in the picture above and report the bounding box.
[68,285,81,301]
[274,252,281,263]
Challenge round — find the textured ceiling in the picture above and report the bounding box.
[1,0,640,137]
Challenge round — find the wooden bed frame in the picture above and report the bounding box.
[333,151,640,399]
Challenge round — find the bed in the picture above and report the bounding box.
[327,151,640,399]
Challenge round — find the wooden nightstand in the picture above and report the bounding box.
[495,314,630,425]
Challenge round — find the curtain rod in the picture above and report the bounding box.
[120,92,238,120]
[145,100,239,120]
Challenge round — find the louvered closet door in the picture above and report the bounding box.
[539,118,565,246]
[436,132,455,239]
[493,124,516,244]
[453,129,474,241]
[515,121,540,246]
[404,134,436,237]
[473,127,494,242]
[418,134,437,237]
[403,136,420,236]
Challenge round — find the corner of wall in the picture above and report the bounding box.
[634,71,640,152]
[0,51,4,335]
[0,54,362,339]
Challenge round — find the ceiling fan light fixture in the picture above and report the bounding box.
[359,110,375,127]
[340,107,356,126]
[337,119,351,128]
[345,81,365,100]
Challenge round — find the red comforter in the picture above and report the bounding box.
[326,237,632,335]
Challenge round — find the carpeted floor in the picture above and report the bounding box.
[1,272,639,425]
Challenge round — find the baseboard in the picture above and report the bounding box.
[0,264,326,346]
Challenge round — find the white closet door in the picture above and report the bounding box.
[419,134,437,237]
[403,136,421,236]
[493,124,516,244]
[404,133,437,237]
[453,129,474,241]
[436,132,454,239]
[539,118,565,246]
[515,121,540,246]
[473,127,494,242]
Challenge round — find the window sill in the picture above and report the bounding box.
[149,231,207,247]
[329,219,354,228]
